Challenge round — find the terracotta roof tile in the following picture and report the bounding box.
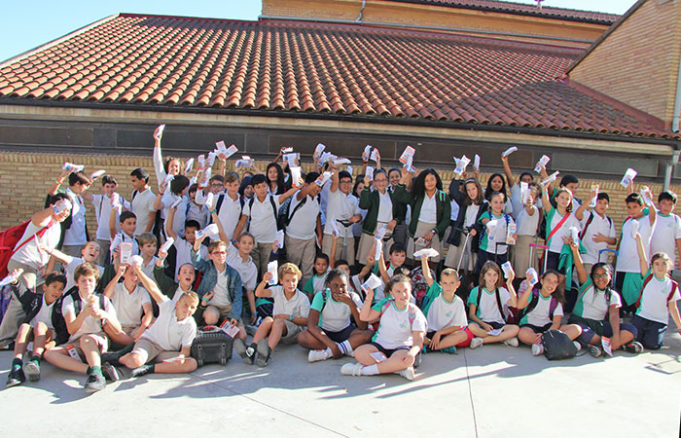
[389,0,619,24]
[0,14,675,139]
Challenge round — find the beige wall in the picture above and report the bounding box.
[571,0,681,128]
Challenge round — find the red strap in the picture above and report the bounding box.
[9,220,54,258]
[635,274,655,309]
[668,281,679,302]
[546,212,570,244]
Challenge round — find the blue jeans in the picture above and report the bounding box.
[631,314,667,350]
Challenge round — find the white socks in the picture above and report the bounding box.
[361,364,380,376]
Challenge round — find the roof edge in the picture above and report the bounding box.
[0,14,120,68]
[567,0,647,74]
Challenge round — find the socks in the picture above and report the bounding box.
[11,358,22,369]
[339,340,353,356]
[88,366,103,377]
[30,355,40,365]
[246,343,256,357]
[361,364,380,376]
[117,343,135,356]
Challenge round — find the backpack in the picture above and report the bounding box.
[246,196,283,232]
[580,211,613,240]
[0,220,53,278]
[516,289,559,323]
[541,329,578,360]
[635,274,678,309]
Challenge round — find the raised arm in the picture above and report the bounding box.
[501,154,515,187]
[635,232,648,276]
[131,263,163,304]
[166,205,178,241]
[570,240,588,285]
[421,254,434,287]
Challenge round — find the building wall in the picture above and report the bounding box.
[262,0,610,48]
[1,151,678,242]
[571,0,681,128]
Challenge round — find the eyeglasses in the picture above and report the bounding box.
[340,180,352,184]
[211,183,224,188]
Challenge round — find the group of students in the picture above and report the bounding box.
[2,127,681,391]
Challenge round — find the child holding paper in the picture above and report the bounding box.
[445,177,487,276]
[302,254,330,300]
[341,275,427,381]
[474,192,516,275]
[650,190,681,269]
[102,264,153,347]
[299,269,372,362]
[235,263,310,367]
[501,151,534,219]
[540,187,589,274]
[467,261,520,348]
[323,168,362,265]
[153,174,190,239]
[515,268,583,356]
[569,242,640,357]
[420,255,473,353]
[285,172,323,283]
[615,192,657,312]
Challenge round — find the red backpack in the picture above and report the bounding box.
[0,221,52,278]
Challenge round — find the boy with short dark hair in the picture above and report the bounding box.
[91,175,127,265]
[580,192,617,275]
[650,190,681,269]
[215,171,242,242]
[129,168,156,236]
[110,210,139,260]
[44,263,122,392]
[6,272,68,387]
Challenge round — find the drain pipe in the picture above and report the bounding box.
[665,56,681,190]
[356,0,367,22]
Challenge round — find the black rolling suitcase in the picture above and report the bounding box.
[190,325,235,366]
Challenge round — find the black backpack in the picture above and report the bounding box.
[475,287,506,323]
[541,330,577,360]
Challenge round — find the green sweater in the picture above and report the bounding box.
[358,187,406,234]
[392,185,451,239]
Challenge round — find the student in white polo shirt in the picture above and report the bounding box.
[580,192,617,274]
[286,172,323,283]
[129,168,157,237]
[103,264,153,347]
[650,190,681,269]
[49,171,92,257]
[233,174,299,277]
[90,175,127,265]
[154,175,190,239]
[323,168,362,267]
[214,171,243,242]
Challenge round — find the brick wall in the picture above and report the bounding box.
[570,0,681,126]
[2,151,679,238]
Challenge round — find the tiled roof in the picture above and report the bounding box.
[0,14,675,140]
[388,0,620,24]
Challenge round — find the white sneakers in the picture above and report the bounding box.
[340,362,364,376]
[531,343,544,356]
[308,349,331,363]
[470,337,484,349]
[396,366,415,381]
[504,337,519,348]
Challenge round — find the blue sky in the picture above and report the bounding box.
[1,0,637,63]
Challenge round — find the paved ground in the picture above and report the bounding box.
[0,329,680,437]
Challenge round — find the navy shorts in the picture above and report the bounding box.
[471,320,505,330]
[520,323,553,334]
[325,325,355,343]
[370,342,409,358]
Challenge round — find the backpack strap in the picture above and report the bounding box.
[131,190,138,202]
[635,274,655,309]
[494,288,505,323]
[215,193,225,215]
[518,289,540,322]
[548,296,558,320]
[320,288,329,313]
[286,196,308,228]
[269,195,280,231]
[408,303,417,330]
[580,211,596,240]
[667,280,679,303]
[10,220,54,259]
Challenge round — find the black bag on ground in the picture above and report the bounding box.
[190,326,234,366]
[541,330,577,360]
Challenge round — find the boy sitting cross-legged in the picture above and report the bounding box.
[102,264,153,347]
[235,263,310,367]
[6,272,68,387]
[420,254,474,353]
[44,263,123,392]
[104,263,200,378]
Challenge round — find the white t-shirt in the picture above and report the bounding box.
[226,243,257,291]
[650,213,681,266]
[426,292,467,332]
[242,195,281,243]
[63,188,87,246]
[11,220,61,271]
[616,213,655,273]
[64,257,104,293]
[131,188,157,236]
[580,211,617,265]
[216,192,242,241]
[576,281,622,321]
[464,204,480,228]
[286,195,320,240]
[186,201,210,230]
[209,268,232,307]
[310,289,363,332]
[468,286,511,325]
[419,193,437,224]
[376,191,393,223]
[522,293,564,327]
[62,293,117,343]
[141,298,197,351]
[110,283,151,327]
[173,238,207,280]
[160,192,187,238]
[270,286,310,318]
[373,301,427,349]
[171,285,192,303]
[324,189,359,238]
[636,274,680,324]
[91,194,126,241]
[450,199,460,222]
[510,184,524,219]
[546,209,581,253]
[30,296,56,330]
[516,205,539,237]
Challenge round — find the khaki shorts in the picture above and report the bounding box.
[280,319,303,344]
[132,338,183,364]
[62,333,109,362]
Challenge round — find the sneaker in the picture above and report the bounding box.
[573,341,582,352]
[5,367,25,388]
[624,341,644,354]
[588,345,603,358]
[84,373,106,392]
[255,339,271,367]
[131,364,154,378]
[340,362,364,376]
[101,352,122,367]
[308,349,330,363]
[531,343,544,356]
[504,337,519,348]
[102,363,121,382]
[440,346,457,354]
[397,366,415,381]
[470,337,484,349]
[234,338,255,365]
[23,361,41,382]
